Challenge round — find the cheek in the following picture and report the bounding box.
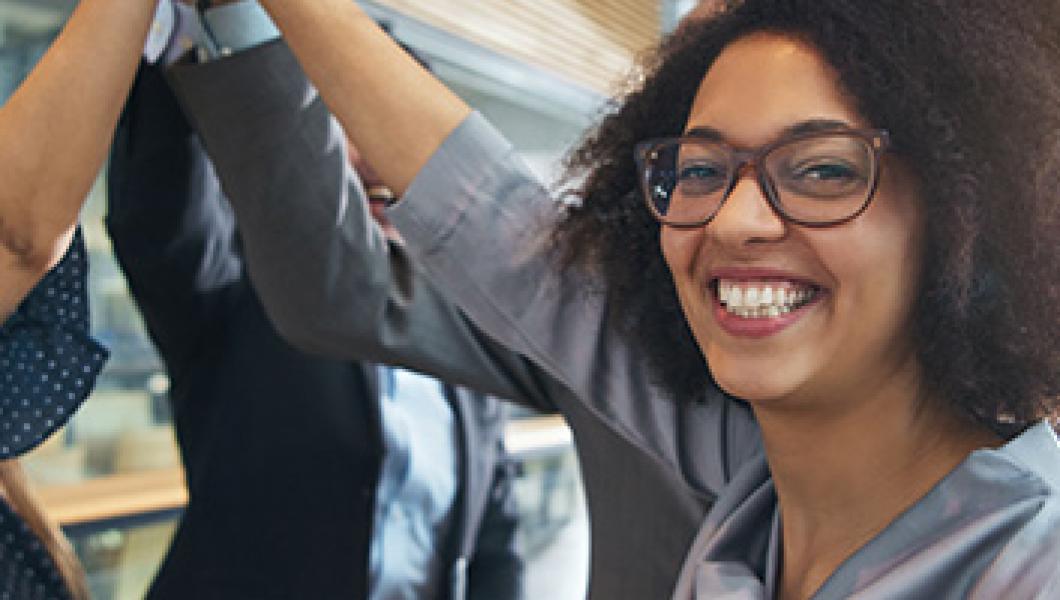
[660,229,715,341]
[660,230,703,322]
[660,228,703,284]
[822,207,924,345]
[867,166,926,318]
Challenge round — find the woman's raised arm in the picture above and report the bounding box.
[258,0,470,196]
[0,0,155,318]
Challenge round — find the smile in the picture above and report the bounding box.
[716,280,820,318]
[707,272,825,338]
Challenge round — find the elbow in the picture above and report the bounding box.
[0,174,84,276]
[267,304,335,356]
[0,215,71,279]
[260,289,379,359]
[246,247,396,359]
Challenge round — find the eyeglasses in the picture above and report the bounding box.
[634,128,890,228]
[366,185,396,205]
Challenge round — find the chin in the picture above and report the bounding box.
[705,350,807,405]
[713,373,794,404]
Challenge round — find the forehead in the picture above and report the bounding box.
[686,32,868,146]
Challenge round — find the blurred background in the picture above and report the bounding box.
[0,0,697,597]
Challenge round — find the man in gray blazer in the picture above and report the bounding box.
[162,4,759,599]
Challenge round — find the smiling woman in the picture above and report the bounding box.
[251,0,1060,597]
[556,3,1060,595]
[558,4,1060,428]
[660,33,928,411]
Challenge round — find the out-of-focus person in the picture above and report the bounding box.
[103,5,525,598]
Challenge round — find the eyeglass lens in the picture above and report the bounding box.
[644,134,875,226]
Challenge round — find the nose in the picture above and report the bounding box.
[707,170,786,247]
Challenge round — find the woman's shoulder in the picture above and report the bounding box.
[993,420,1060,493]
[968,421,1060,597]
[971,490,1060,598]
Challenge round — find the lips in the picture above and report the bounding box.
[707,268,826,338]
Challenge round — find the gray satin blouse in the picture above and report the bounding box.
[389,112,1060,599]
[674,421,1060,599]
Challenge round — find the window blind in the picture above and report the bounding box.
[373,0,661,94]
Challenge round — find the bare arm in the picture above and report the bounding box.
[257,0,469,195]
[0,0,155,319]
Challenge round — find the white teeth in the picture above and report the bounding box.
[729,287,743,309]
[744,287,759,307]
[715,278,819,319]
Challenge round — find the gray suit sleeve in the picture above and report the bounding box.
[165,41,737,478]
[165,42,559,412]
[389,114,708,474]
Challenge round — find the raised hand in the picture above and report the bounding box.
[257,0,470,196]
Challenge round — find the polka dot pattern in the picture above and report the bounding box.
[0,230,109,460]
[0,500,71,600]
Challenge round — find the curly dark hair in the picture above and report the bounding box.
[554,0,1060,428]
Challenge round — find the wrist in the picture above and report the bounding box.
[193,0,279,61]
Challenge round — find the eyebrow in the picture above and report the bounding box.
[685,118,856,143]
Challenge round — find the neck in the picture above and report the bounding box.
[754,362,1001,600]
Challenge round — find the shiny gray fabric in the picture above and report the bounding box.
[674,422,1060,599]
[390,112,1060,599]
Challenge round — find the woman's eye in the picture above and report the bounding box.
[678,163,721,179]
[780,156,869,198]
[676,162,727,195]
[792,161,859,181]
[678,160,729,179]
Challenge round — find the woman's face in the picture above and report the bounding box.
[661,32,925,408]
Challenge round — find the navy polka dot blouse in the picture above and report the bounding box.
[0,230,107,459]
[0,230,109,599]
[0,500,73,600]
